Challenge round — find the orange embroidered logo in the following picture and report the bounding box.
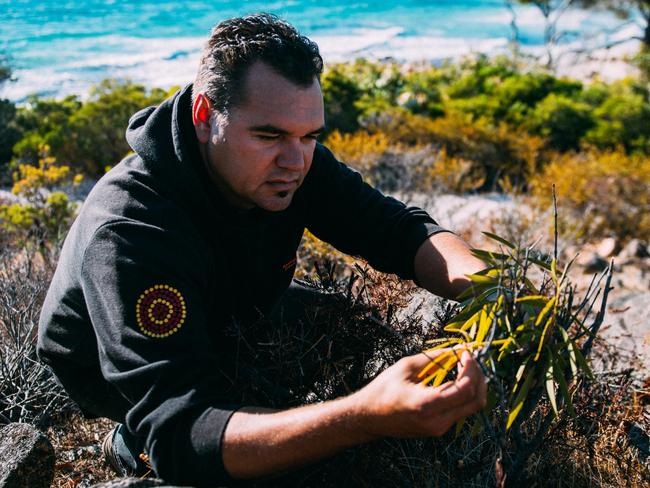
[282,257,297,272]
[136,284,187,338]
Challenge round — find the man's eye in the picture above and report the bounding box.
[256,134,279,141]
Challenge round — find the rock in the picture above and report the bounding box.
[597,292,650,378]
[596,237,619,258]
[618,239,650,261]
[583,253,609,273]
[91,478,188,487]
[0,423,55,488]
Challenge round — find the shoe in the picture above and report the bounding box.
[102,424,152,477]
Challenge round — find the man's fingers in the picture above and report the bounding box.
[428,396,485,436]
[425,355,486,412]
[400,349,455,378]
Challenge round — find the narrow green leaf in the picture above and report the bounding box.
[482,231,516,250]
[571,342,594,380]
[545,357,559,416]
[465,273,497,284]
[507,366,535,430]
[553,355,576,417]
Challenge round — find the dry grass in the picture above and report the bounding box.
[1,227,648,487]
[46,412,116,488]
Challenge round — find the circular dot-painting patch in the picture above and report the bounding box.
[136,284,186,338]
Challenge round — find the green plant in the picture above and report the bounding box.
[0,146,81,255]
[419,226,613,485]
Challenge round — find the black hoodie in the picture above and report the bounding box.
[37,84,446,485]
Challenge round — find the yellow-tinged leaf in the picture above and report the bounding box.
[535,296,557,327]
[512,360,529,395]
[417,350,454,379]
[551,258,558,287]
[534,315,555,361]
[516,295,549,303]
[465,273,496,284]
[524,277,539,294]
[432,354,462,387]
[507,368,535,430]
[475,302,495,345]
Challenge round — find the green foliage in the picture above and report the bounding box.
[419,230,612,482]
[584,83,650,153]
[321,66,363,134]
[0,56,21,176]
[0,147,81,253]
[0,99,21,175]
[13,80,174,176]
[13,95,81,166]
[362,109,546,191]
[527,94,594,151]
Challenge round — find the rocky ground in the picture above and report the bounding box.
[1,191,648,487]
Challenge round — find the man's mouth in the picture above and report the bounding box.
[267,179,299,191]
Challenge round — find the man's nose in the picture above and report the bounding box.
[276,139,305,171]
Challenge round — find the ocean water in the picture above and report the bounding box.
[0,0,631,101]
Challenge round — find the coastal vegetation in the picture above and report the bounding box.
[0,53,649,486]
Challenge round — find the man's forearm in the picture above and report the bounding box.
[221,351,487,480]
[222,395,372,479]
[414,232,485,300]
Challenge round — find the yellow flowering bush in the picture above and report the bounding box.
[0,145,81,251]
[530,147,650,242]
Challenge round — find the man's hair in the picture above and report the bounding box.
[193,13,323,113]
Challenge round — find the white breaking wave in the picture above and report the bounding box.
[0,18,643,102]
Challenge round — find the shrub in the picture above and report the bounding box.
[13,80,174,176]
[363,109,547,191]
[527,93,594,151]
[419,229,614,485]
[530,147,650,242]
[321,67,364,134]
[0,248,73,426]
[12,95,81,166]
[0,146,80,255]
[585,89,650,153]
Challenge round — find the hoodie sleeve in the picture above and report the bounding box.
[81,219,237,486]
[299,144,450,280]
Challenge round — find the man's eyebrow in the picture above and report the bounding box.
[248,124,326,136]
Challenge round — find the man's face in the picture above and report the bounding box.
[201,61,325,212]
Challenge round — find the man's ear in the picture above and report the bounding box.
[192,93,212,144]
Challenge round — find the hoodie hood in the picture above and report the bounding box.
[126,83,198,178]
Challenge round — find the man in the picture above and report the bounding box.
[37,13,487,486]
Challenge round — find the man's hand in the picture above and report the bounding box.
[222,349,487,479]
[350,349,488,438]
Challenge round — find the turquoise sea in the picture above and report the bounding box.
[0,0,630,101]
